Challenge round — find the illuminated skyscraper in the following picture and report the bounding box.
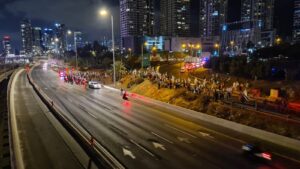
[120,0,155,52]
[21,19,33,54]
[199,0,228,40]
[32,27,42,54]
[42,28,55,50]
[54,23,67,53]
[160,0,191,37]
[241,0,274,30]
[2,36,12,55]
[293,0,300,43]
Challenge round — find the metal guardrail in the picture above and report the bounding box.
[27,68,125,169]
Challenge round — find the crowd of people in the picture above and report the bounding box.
[128,67,290,113]
[55,65,290,113]
[130,67,247,101]
[62,70,109,86]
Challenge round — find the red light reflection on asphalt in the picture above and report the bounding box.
[122,100,132,115]
[129,93,149,103]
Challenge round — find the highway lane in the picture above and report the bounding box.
[10,69,84,169]
[31,65,300,169]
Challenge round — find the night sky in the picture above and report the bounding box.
[0,0,295,51]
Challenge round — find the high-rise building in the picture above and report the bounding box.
[293,0,300,43]
[241,0,274,30]
[21,19,33,54]
[199,0,228,40]
[2,36,12,55]
[160,0,191,37]
[32,27,43,54]
[120,0,155,52]
[74,32,84,49]
[236,0,275,47]
[54,23,67,53]
[42,28,55,51]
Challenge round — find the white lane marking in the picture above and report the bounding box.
[165,124,197,138]
[130,139,155,157]
[152,142,166,151]
[78,104,98,119]
[177,137,191,144]
[151,132,173,144]
[122,148,136,159]
[87,111,97,119]
[198,131,215,139]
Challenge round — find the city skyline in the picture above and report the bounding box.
[0,0,295,51]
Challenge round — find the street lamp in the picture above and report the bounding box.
[214,43,220,56]
[141,42,148,69]
[100,8,116,86]
[275,37,282,45]
[54,38,59,54]
[128,48,132,57]
[67,31,81,70]
[230,41,234,55]
[66,30,72,51]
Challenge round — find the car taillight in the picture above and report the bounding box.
[262,152,272,160]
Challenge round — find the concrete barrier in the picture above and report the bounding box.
[7,68,24,169]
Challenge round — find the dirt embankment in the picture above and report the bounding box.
[120,76,300,140]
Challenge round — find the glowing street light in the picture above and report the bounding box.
[214,43,220,56]
[99,9,108,16]
[214,43,220,48]
[275,37,282,45]
[99,8,116,86]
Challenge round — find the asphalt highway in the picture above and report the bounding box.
[31,64,300,169]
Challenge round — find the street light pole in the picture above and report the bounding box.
[72,32,78,70]
[141,42,148,69]
[100,9,116,86]
[111,15,116,87]
[141,44,144,69]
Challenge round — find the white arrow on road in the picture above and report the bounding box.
[123,148,136,159]
[198,131,214,139]
[177,137,191,143]
[152,142,166,150]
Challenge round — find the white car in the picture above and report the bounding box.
[88,81,101,89]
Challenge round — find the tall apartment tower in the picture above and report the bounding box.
[54,23,67,52]
[2,36,12,55]
[120,0,155,51]
[160,0,191,37]
[32,27,43,53]
[42,28,55,51]
[21,19,33,54]
[199,0,228,40]
[293,0,300,43]
[241,0,274,30]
